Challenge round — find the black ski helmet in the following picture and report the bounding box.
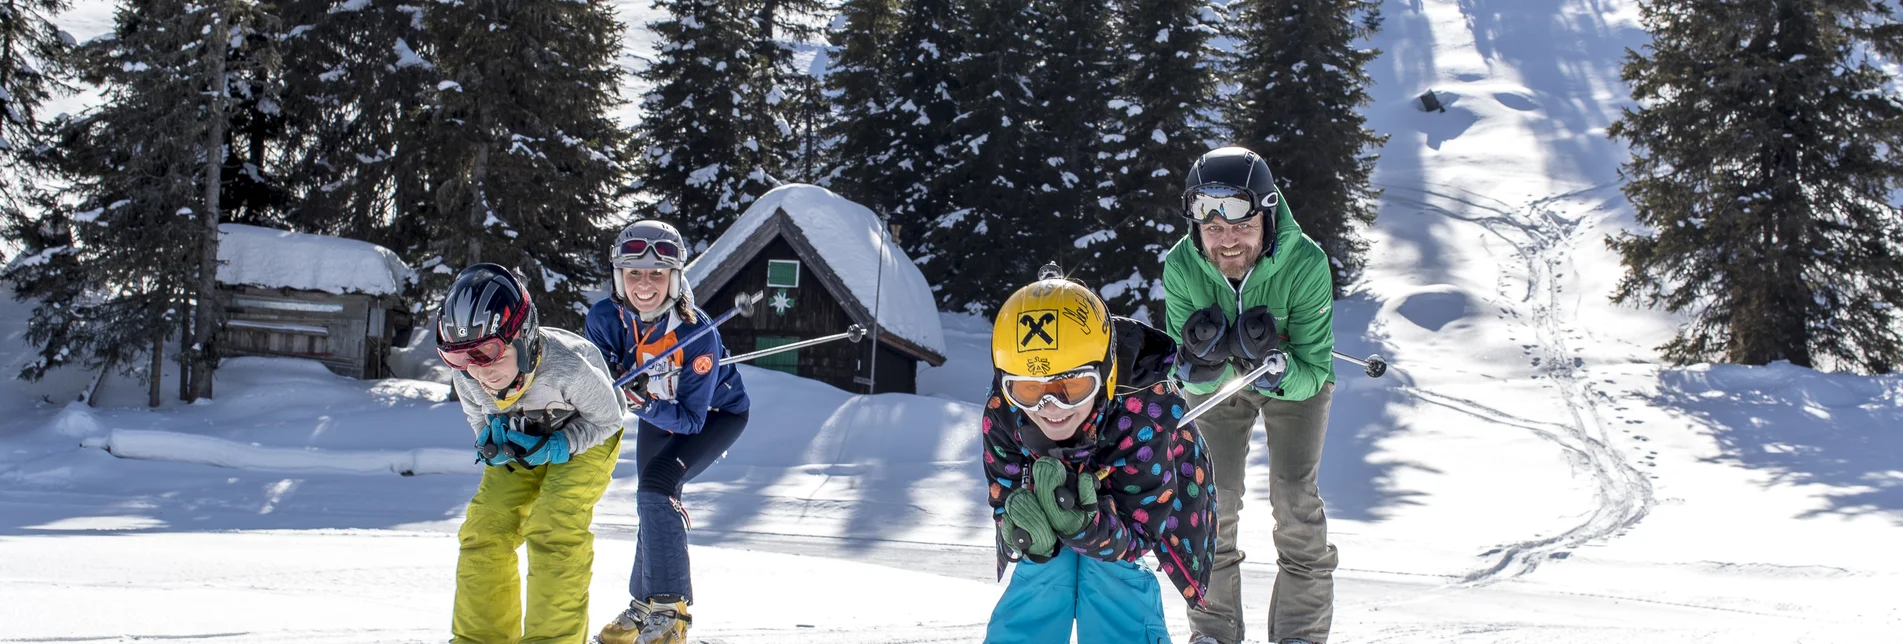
[1182,147,1281,219]
[437,263,541,374]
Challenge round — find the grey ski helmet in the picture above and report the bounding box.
[611,220,690,312]
[437,263,540,374]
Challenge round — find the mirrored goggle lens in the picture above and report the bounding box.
[1003,372,1102,410]
[1187,191,1259,224]
[439,337,508,370]
[618,238,682,260]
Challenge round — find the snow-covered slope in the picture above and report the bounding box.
[3,0,1899,642]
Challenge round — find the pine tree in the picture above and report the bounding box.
[872,0,962,252]
[781,64,830,183]
[3,0,262,405]
[921,0,1043,313]
[752,0,828,183]
[424,0,631,330]
[821,0,902,213]
[1609,0,1903,372]
[1223,0,1385,298]
[1026,0,1114,272]
[0,0,73,217]
[276,0,439,249]
[213,4,285,230]
[1086,0,1217,322]
[636,0,778,250]
[1011,0,1123,316]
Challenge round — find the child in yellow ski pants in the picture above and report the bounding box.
[438,263,630,643]
[451,430,620,642]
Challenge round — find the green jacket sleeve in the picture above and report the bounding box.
[1162,250,1196,344]
[1272,253,1335,401]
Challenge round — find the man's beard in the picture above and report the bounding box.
[1207,245,1257,279]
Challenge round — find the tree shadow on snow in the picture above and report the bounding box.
[1303,293,1426,522]
[658,367,993,556]
[1645,365,1903,525]
[1453,0,1650,187]
[0,448,480,536]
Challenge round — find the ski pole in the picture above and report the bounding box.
[613,291,764,388]
[1332,350,1388,378]
[1179,358,1286,426]
[721,324,867,366]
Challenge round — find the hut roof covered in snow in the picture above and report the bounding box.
[686,184,946,364]
[217,224,414,296]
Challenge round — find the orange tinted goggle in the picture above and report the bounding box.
[1001,370,1103,411]
[438,337,508,370]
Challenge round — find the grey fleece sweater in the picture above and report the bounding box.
[452,327,626,456]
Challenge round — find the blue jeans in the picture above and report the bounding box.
[984,548,1171,644]
[628,410,748,603]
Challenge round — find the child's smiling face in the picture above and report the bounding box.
[1026,399,1095,442]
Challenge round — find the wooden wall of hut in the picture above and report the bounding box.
[220,285,409,379]
[701,236,919,394]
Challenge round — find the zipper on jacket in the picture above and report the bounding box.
[1225,265,1255,317]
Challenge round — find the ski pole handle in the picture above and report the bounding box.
[614,291,763,388]
[1331,350,1387,378]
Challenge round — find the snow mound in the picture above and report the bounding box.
[218,224,415,296]
[50,402,104,438]
[687,184,946,358]
[86,428,476,476]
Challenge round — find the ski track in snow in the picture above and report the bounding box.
[1382,183,1656,585]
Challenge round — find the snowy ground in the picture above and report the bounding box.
[4,0,1901,642]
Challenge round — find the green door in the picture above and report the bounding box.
[753,336,800,376]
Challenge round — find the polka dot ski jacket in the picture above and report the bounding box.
[982,317,1218,608]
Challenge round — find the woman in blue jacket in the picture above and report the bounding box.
[588,220,750,644]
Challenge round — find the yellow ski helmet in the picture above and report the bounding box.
[991,271,1118,403]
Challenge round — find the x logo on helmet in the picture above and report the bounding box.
[1018,311,1057,350]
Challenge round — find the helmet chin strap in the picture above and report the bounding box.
[635,296,678,323]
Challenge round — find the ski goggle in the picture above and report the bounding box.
[614,238,683,265]
[1000,369,1103,411]
[438,337,509,370]
[1184,184,1279,224]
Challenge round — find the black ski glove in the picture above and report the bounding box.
[1233,306,1287,393]
[1232,306,1280,361]
[1172,303,1231,386]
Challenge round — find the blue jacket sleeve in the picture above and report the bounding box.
[631,324,721,434]
[583,301,629,377]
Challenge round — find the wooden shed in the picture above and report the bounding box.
[215,224,416,379]
[686,184,947,394]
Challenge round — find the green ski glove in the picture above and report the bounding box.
[1031,457,1098,537]
[999,488,1058,560]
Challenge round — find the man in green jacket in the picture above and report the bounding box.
[1163,147,1339,644]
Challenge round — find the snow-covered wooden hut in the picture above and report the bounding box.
[686,184,947,394]
[216,224,417,379]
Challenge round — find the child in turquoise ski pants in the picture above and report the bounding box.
[983,549,1171,644]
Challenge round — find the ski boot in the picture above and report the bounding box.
[635,595,692,644]
[594,599,649,644]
